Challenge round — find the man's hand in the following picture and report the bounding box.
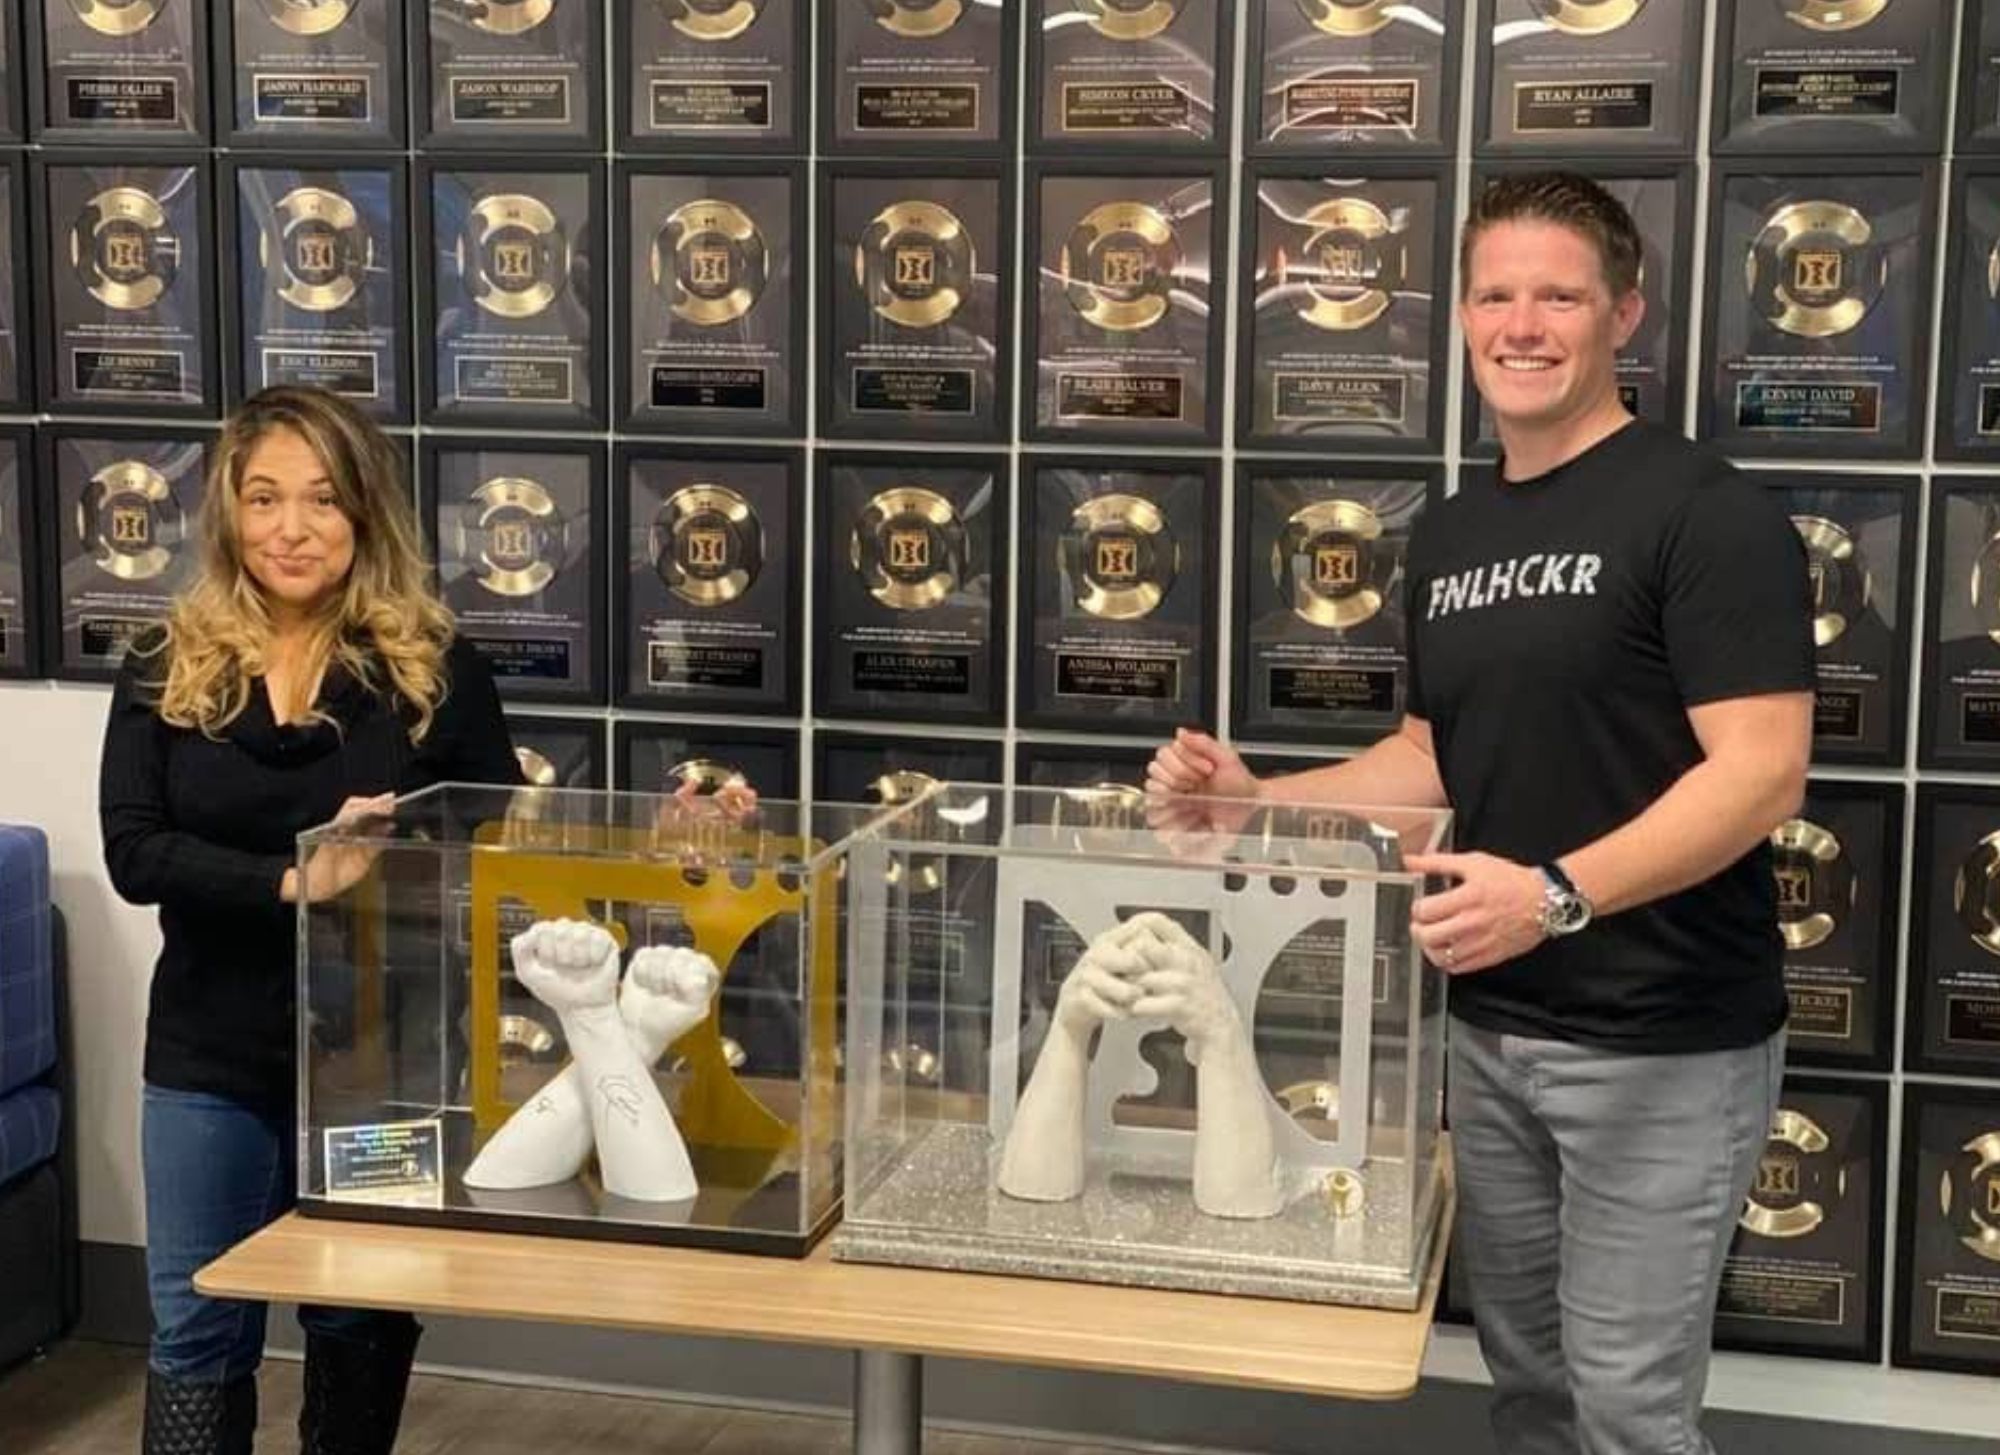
[1146,728,1262,799]
[1406,852,1549,975]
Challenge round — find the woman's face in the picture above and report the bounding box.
[234,427,356,621]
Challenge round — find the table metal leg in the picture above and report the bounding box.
[853,1349,923,1454]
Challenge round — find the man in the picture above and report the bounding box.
[1148,173,1813,1455]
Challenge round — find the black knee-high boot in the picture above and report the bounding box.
[141,1369,257,1455]
[297,1317,421,1455]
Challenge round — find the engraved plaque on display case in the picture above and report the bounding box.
[0,431,39,680]
[1029,0,1229,152]
[622,0,807,152]
[414,0,601,149]
[218,0,403,147]
[1918,479,2000,771]
[1247,0,1458,156]
[1714,0,1950,156]
[1474,0,1703,155]
[1894,1083,2000,1375]
[29,0,208,142]
[822,0,1014,155]
[1909,786,2000,1078]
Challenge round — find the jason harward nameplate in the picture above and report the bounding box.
[622,0,805,151]
[1020,459,1217,731]
[1700,163,1933,460]
[415,0,601,148]
[0,159,25,408]
[0,433,38,679]
[821,0,1013,154]
[1714,0,1950,155]
[822,166,1010,442]
[1247,0,1458,155]
[620,164,802,437]
[30,0,208,141]
[1918,480,2000,771]
[1894,1083,2000,1375]
[1474,0,1702,155]
[1938,168,2000,463]
[1028,165,1225,444]
[421,164,602,427]
[219,0,403,146]
[816,452,1007,724]
[1029,0,1229,152]
[45,427,208,681]
[37,157,216,415]
[1910,785,2000,1078]
[1239,165,1449,453]
[615,446,800,714]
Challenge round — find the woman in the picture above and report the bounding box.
[99,387,521,1455]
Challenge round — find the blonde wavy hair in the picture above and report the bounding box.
[142,386,454,741]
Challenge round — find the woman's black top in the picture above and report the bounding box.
[99,633,521,1113]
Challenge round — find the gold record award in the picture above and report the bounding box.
[466,0,555,37]
[667,757,750,793]
[1297,0,1395,37]
[1275,500,1393,630]
[1074,0,1180,42]
[459,477,565,598]
[1791,516,1872,648]
[515,744,559,786]
[262,0,356,36]
[652,483,762,606]
[1748,201,1886,340]
[1769,817,1854,951]
[262,187,370,315]
[872,0,965,38]
[850,486,966,611]
[77,461,180,582]
[1954,831,2000,957]
[1530,0,1646,35]
[1284,197,1405,333]
[458,193,569,321]
[70,188,178,313]
[656,199,767,328]
[1061,201,1181,333]
[1782,0,1891,32]
[1969,531,2000,646]
[69,0,166,37]
[669,0,762,41]
[1062,493,1177,621]
[1740,1107,1841,1240]
[855,201,973,330]
[1939,1130,2000,1263]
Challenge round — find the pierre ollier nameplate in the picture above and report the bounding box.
[822,0,1012,154]
[1239,166,1448,453]
[1919,481,2000,771]
[1715,1077,1886,1361]
[1232,467,1432,746]
[822,166,1009,442]
[431,444,602,705]
[1894,1083,2000,1375]
[416,0,600,148]
[1474,0,1703,154]
[620,165,801,436]
[0,160,25,408]
[1020,459,1216,731]
[1939,169,2000,462]
[623,0,804,151]
[220,0,402,146]
[1701,164,1933,460]
[1030,0,1228,151]
[1715,0,1950,155]
[1028,166,1224,443]
[422,164,601,426]
[1247,0,1457,154]
[615,447,800,714]
[44,428,207,680]
[31,0,207,140]
[1910,786,2000,1077]
[1960,3,2000,153]
[0,434,38,679]
[816,453,1006,724]
[37,157,215,415]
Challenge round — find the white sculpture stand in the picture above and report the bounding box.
[464,921,719,1203]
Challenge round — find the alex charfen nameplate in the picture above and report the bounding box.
[1020,459,1216,731]
[1894,1083,2000,1374]
[417,0,600,148]
[623,0,803,151]
[0,434,37,679]
[816,452,1006,724]
[823,166,1008,442]
[1701,163,1933,460]
[822,0,1011,154]
[1475,0,1702,154]
[1030,0,1228,151]
[621,164,801,436]
[39,158,214,414]
[615,447,800,714]
[221,0,402,146]
[1239,165,1448,452]
[1939,168,2000,462]
[431,444,602,705]
[33,0,207,140]
[1248,0,1457,155]
[1028,166,1224,443]
[1715,0,1949,155]
[1919,480,2000,771]
[46,427,208,680]
[1910,786,2000,1077]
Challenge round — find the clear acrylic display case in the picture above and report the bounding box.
[836,785,1452,1309]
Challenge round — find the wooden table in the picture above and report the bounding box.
[198,1189,1451,1453]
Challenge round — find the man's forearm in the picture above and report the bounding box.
[1256,727,1449,810]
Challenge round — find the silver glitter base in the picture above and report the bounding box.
[833,1123,1441,1309]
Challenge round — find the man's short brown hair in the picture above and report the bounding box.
[1460,171,1643,299]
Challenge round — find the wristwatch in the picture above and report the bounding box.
[1536,862,1593,937]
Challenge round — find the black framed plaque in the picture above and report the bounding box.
[1246,0,1458,156]
[1473,0,1702,156]
[617,162,803,437]
[620,0,807,154]
[817,732,1003,804]
[215,0,404,148]
[1699,162,1934,461]
[1894,1082,2000,1375]
[1238,163,1449,454]
[1714,0,1950,156]
[1754,471,1916,767]
[223,157,407,420]
[34,154,216,417]
[40,425,208,682]
[820,0,1014,156]
[613,719,800,799]
[1909,785,2000,1078]
[1232,464,1435,747]
[1938,167,2000,463]
[1960,1,2000,154]
[428,441,604,707]
[27,0,209,142]
[1019,457,1217,733]
[613,444,801,716]
[507,712,604,791]
[0,429,40,681]
[1025,163,1226,444]
[1714,1075,1887,1362]
[1918,479,2000,771]
[820,164,1011,443]
[1014,740,1152,792]
[412,0,601,150]
[418,161,603,428]
[1465,161,1692,454]
[0,155,29,410]
[1,0,25,140]
[815,450,1008,726]
[1028,0,1229,153]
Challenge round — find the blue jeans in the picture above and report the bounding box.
[142,1082,415,1381]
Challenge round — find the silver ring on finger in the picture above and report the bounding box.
[1442,943,1456,966]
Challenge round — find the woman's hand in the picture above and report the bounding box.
[282,792,395,903]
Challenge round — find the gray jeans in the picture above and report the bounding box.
[1447,1017,1784,1455]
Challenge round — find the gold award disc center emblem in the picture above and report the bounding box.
[851,486,966,611]
[1768,817,1853,951]
[1782,0,1891,33]
[1741,1107,1840,1240]
[658,198,767,327]
[263,0,355,36]
[1064,492,1177,621]
[653,483,763,606]
[467,0,556,37]
[70,0,166,38]
[1297,1,1396,38]
[1285,196,1403,333]
[461,193,569,320]
[1748,200,1884,340]
[669,0,762,42]
[1276,499,1391,629]
[1062,200,1181,333]
[263,187,370,315]
[857,201,973,330]
[78,460,180,582]
[71,187,177,313]
[461,476,564,598]
[1953,831,2000,958]
[1790,515,1872,648]
[1939,1131,2000,1264]
[873,0,966,38]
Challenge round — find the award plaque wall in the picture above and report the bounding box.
[621,0,808,154]
[1909,786,2000,1079]
[412,0,603,151]
[1473,0,1704,156]
[614,719,799,799]
[1937,164,2000,462]
[1245,0,1459,156]
[1919,479,2000,771]
[1960,1,2000,154]
[507,712,604,791]
[1028,0,1230,154]
[0,154,27,410]
[0,428,38,680]
[1894,1083,2000,1374]
[27,0,209,143]
[820,0,1015,156]
[215,0,405,148]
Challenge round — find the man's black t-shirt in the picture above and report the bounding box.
[1404,421,1814,1053]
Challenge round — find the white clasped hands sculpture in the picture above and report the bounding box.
[463,919,720,1203]
[997,911,1285,1220]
